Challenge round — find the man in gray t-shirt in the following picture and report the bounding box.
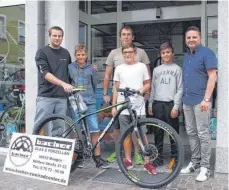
[103,26,151,163]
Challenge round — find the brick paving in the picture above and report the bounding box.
[0,145,228,190]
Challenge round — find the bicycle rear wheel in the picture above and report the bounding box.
[0,105,25,147]
[35,115,84,172]
[116,118,184,189]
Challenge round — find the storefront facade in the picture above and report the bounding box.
[0,1,228,174]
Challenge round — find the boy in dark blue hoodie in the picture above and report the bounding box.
[68,44,109,169]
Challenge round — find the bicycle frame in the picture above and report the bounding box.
[62,92,147,157]
[67,100,128,150]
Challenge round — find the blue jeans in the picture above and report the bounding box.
[71,104,100,133]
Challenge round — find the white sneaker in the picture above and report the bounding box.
[196,167,210,182]
[180,162,199,174]
[77,162,85,168]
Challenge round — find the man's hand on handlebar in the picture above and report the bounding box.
[62,83,74,93]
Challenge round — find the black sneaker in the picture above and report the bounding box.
[94,156,110,169]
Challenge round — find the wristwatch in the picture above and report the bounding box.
[204,98,210,102]
[103,92,108,96]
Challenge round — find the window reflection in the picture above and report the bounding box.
[122,1,201,11]
[207,16,218,56]
[0,5,25,147]
[79,0,88,13]
[79,22,87,45]
[91,1,117,14]
[91,24,117,58]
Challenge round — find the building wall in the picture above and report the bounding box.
[215,0,229,174]
[25,1,79,135]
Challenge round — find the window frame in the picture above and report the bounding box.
[18,20,25,44]
[0,14,7,40]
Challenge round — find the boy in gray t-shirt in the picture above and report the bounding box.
[148,42,183,169]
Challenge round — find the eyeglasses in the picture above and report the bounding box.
[122,51,135,55]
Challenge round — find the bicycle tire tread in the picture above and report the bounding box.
[116,117,184,189]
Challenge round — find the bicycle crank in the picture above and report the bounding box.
[83,147,93,158]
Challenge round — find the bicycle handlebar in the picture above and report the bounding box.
[117,87,142,96]
[72,88,86,92]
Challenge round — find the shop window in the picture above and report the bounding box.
[91,1,117,14]
[79,0,88,13]
[207,16,218,56]
[122,1,201,12]
[79,22,87,45]
[0,5,25,148]
[207,1,218,4]
[91,24,117,58]
[18,20,25,43]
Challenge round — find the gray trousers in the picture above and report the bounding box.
[183,104,211,169]
[33,96,67,137]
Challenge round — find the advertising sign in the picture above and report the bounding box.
[3,133,75,186]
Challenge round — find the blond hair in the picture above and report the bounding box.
[74,44,87,55]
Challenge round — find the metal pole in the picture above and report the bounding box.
[201,0,207,46]
[37,1,45,48]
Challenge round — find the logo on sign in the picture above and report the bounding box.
[35,138,72,150]
[9,136,33,167]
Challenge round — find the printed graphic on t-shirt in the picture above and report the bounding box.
[155,70,178,85]
[74,71,91,89]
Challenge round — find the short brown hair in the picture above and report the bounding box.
[122,43,136,52]
[160,41,174,52]
[74,44,87,55]
[119,25,134,37]
[185,26,201,36]
[48,26,64,37]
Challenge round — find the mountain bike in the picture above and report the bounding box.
[34,88,184,189]
[0,87,25,147]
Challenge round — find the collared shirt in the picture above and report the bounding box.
[105,47,150,68]
[183,45,217,105]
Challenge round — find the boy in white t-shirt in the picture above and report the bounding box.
[112,43,157,175]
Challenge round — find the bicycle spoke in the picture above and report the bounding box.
[116,118,184,189]
[36,115,84,173]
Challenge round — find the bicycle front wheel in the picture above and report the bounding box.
[116,118,184,189]
[35,115,84,172]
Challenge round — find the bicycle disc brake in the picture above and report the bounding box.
[142,144,158,161]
